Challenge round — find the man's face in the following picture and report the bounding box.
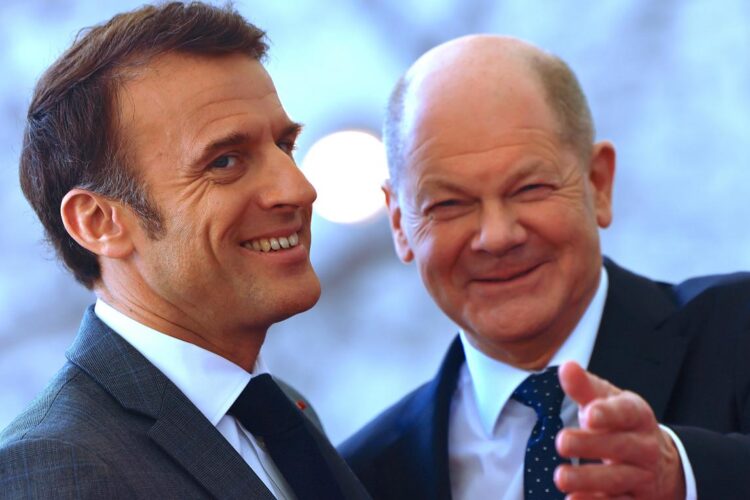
[118,52,320,341]
[387,66,614,366]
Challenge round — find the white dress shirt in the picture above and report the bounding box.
[94,299,295,500]
[448,268,696,500]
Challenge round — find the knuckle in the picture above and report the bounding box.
[619,391,656,428]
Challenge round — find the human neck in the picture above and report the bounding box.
[468,292,597,371]
[95,287,266,372]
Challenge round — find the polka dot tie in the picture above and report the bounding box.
[511,366,569,499]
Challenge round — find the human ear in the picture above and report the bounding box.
[383,182,414,263]
[60,189,135,259]
[587,141,616,228]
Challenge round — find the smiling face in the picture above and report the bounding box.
[386,37,614,368]
[110,52,320,356]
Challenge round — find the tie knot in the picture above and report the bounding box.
[511,366,565,418]
[228,373,304,438]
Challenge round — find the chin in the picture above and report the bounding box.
[467,313,546,343]
[273,278,322,321]
[294,286,322,314]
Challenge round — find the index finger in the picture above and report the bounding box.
[559,361,621,407]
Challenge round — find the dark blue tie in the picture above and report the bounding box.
[511,366,569,499]
[229,374,345,500]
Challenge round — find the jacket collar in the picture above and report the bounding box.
[66,306,274,499]
[587,259,688,419]
[373,336,464,500]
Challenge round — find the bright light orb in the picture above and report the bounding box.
[301,130,388,224]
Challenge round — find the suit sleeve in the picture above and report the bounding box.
[670,427,750,499]
[0,437,135,499]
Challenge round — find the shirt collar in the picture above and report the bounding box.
[459,267,609,437]
[94,298,266,426]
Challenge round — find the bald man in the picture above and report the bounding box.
[339,35,750,499]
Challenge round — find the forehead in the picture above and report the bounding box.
[398,61,566,183]
[408,55,555,138]
[116,52,287,165]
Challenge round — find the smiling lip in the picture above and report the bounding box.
[241,231,301,253]
[472,262,544,284]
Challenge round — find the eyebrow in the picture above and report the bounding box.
[422,178,460,190]
[192,121,304,167]
[415,178,469,205]
[418,178,467,194]
[282,121,304,139]
[197,132,252,164]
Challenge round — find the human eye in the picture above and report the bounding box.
[277,139,298,156]
[514,183,553,200]
[208,154,239,169]
[425,198,471,220]
[432,199,462,209]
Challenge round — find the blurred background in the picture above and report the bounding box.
[1,0,749,445]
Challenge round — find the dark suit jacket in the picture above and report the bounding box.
[339,260,750,499]
[0,307,369,499]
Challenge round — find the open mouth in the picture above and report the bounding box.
[242,232,300,253]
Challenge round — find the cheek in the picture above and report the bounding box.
[183,201,230,245]
[527,207,602,285]
[412,223,468,282]
[523,201,595,246]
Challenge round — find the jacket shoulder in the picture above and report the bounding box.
[338,380,432,469]
[0,362,137,498]
[674,271,750,306]
[0,360,141,458]
[604,258,750,309]
[0,362,84,444]
[0,435,134,498]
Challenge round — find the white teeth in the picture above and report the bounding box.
[244,232,301,253]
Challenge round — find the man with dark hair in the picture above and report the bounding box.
[1,3,368,499]
[340,34,750,499]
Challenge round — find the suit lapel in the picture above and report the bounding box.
[66,307,273,499]
[588,260,689,419]
[149,388,274,499]
[378,337,464,500]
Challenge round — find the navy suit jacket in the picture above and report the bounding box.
[0,307,369,499]
[339,260,750,499]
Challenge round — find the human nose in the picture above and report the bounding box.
[471,201,527,254]
[258,149,317,210]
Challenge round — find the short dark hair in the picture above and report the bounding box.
[19,1,268,289]
[383,51,594,188]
